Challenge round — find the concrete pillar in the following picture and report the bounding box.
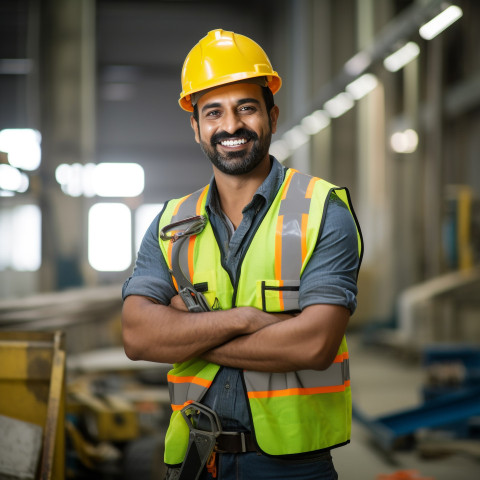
[286,0,312,173]
[39,0,96,291]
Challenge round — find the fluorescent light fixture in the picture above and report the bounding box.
[0,128,41,170]
[344,51,372,76]
[383,42,420,72]
[323,92,355,118]
[419,5,463,40]
[301,110,331,135]
[92,163,144,197]
[269,139,290,162]
[0,164,29,193]
[283,126,309,150]
[346,74,379,100]
[55,162,145,197]
[88,203,132,271]
[390,129,419,153]
[0,59,33,75]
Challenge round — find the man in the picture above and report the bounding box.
[122,29,363,480]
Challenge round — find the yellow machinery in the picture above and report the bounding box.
[0,330,66,479]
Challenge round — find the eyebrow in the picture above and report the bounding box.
[201,97,261,113]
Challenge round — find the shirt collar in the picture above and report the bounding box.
[205,156,287,216]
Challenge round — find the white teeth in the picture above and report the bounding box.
[220,138,247,147]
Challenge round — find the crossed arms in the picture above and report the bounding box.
[122,294,350,373]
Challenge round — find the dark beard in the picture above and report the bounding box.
[199,128,272,176]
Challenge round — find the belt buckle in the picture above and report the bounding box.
[239,432,247,453]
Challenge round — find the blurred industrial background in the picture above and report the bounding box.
[0,0,479,478]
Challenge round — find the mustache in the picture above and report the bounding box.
[210,128,258,146]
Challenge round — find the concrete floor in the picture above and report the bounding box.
[332,332,480,479]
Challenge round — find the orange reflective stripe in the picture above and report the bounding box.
[305,177,317,199]
[170,400,194,411]
[334,352,349,363]
[301,213,308,264]
[167,241,178,290]
[281,169,295,200]
[167,374,213,389]
[247,381,350,399]
[196,187,208,215]
[173,194,190,216]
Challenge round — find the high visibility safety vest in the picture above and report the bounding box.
[158,168,363,466]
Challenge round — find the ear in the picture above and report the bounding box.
[190,116,200,144]
[269,105,279,134]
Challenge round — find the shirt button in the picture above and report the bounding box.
[225,383,230,390]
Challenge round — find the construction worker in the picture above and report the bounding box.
[122,29,363,480]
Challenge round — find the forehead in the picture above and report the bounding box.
[196,82,264,110]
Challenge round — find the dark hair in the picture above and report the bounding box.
[192,85,275,123]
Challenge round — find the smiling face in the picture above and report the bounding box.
[190,82,279,176]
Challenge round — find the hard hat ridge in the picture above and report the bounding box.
[179,28,281,112]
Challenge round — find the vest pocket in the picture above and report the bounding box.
[258,280,300,312]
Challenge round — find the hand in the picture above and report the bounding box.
[170,294,189,312]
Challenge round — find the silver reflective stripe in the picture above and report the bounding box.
[169,381,208,406]
[245,360,349,393]
[278,172,314,281]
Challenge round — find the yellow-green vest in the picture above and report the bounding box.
[158,168,363,465]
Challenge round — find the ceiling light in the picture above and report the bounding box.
[419,5,463,40]
[283,126,309,150]
[346,74,379,100]
[390,129,419,153]
[383,42,420,72]
[0,128,41,170]
[301,110,331,135]
[344,51,372,76]
[269,139,291,162]
[323,92,355,118]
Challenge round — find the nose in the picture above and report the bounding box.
[222,109,244,134]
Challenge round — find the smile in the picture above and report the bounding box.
[219,138,248,147]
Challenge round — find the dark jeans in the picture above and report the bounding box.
[198,451,338,480]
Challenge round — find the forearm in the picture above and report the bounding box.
[202,304,350,372]
[122,295,282,364]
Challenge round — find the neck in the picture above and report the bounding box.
[213,156,271,229]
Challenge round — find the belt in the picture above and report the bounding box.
[215,432,257,453]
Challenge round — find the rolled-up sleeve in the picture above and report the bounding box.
[122,212,177,305]
[299,193,360,313]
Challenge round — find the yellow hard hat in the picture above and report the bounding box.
[179,29,282,112]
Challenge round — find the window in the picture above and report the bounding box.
[88,203,131,271]
[134,203,164,253]
[0,205,41,271]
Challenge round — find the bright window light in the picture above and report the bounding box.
[390,129,419,153]
[0,128,41,171]
[135,203,164,253]
[269,140,290,162]
[323,92,355,118]
[0,205,42,271]
[88,203,132,271]
[419,5,463,40]
[301,110,331,135]
[346,74,379,100]
[0,164,29,193]
[92,163,144,197]
[383,42,420,72]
